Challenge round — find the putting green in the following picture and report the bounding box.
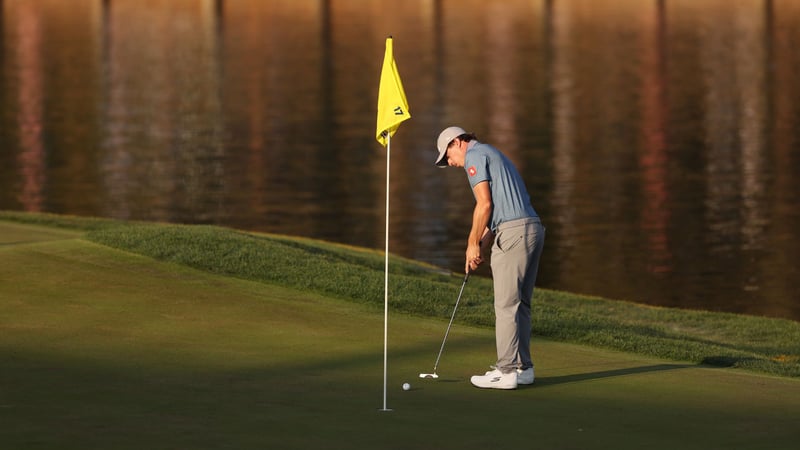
[0,221,82,245]
[0,222,798,449]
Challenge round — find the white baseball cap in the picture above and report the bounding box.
[435,126,467,167]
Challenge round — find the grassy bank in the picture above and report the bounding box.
[2,211,799,378]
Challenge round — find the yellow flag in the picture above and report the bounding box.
[375,37,411,146]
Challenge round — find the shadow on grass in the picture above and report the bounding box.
[700,356,756,367]
[536,363,692,387]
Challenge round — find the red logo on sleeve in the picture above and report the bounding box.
[468,166,477,177]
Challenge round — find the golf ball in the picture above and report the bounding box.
[402,382,411,391]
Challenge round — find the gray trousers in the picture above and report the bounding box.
[490,217,545,373]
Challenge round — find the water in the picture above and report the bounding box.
[2,0,799,321]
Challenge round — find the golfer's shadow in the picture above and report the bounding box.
[534,363,690,387]
[432,377,463,383]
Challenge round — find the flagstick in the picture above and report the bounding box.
[380,132,392,412]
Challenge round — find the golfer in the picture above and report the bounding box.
[435,126,545,390]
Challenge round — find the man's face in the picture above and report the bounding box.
[445,139,466,168]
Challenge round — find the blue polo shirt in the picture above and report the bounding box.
[464,141,538,232]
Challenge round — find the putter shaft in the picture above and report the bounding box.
[430,272,469,374]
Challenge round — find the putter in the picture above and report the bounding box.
[419,272,470,379]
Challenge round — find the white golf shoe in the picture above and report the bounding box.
[517,367,535,385]
[470,368,518,390]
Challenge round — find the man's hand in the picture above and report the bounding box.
[466,242,483,273]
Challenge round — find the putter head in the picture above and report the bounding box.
[419,373,439,379]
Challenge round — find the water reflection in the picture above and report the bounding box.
[1,0,799,321]
[14,1,45,212]
[639,0,671,274]
[101,0,225,222]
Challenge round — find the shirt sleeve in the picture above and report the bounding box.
[465,151,490,189]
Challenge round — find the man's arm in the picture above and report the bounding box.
[466,181,492,273]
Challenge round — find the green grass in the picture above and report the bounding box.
[1,217,799,449]
[2,211,799,379]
